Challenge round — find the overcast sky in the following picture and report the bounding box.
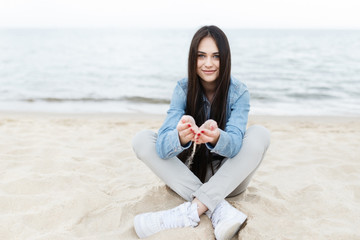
[1,0,360,29]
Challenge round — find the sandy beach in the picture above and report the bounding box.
[0,112,359,240]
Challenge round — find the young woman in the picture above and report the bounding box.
[132,25,270,240]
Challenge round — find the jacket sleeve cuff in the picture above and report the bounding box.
[206,129,229,155]
[169,128,192,156]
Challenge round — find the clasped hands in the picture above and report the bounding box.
[176,115,220,147]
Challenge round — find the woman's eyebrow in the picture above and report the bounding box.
[197,51,219,54]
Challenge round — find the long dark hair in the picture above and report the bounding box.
[178,25,231,182]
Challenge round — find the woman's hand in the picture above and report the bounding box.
[195,120,220,146]
[176,115,199,146]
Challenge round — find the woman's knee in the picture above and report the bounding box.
[132,130,157,160]
[245,125,271,151]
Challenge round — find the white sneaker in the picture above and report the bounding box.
[134,202,200,238]
[210,200,247,240]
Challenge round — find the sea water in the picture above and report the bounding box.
[0,28,359,115]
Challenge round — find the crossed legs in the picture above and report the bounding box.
[132,125,270,212]
[132,125,270,239]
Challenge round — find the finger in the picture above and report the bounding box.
[182,127,195,137]
[195,127,220,143]
[180,129,196,143]
[181,115,190,123]
[181,115,195,124]
[209,122,218,131]
[194,134,202,144]
[194,132,206,144]
[184,131,196,142]
[187,115,196,125]
[184,123,199,133]
[180,117,199,128]
[191,126,199,134]
[207,122,218,131]
[195,134,213,144]
[203,120,218,130]
[177,122,191,132]
[199,129,217,138]
[180,126,198,139]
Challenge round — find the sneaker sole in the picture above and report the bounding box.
[215,218,247,240]
[134,214,147,239]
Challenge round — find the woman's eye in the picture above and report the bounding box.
[213,55,220,59]
[198,54,205,58]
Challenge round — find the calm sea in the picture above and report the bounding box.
[0,28,359,116]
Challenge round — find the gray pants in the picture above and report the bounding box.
[132,125,270,212]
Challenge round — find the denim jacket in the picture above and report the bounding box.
[156,76,250,159]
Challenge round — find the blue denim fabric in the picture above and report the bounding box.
[156,76,250,159]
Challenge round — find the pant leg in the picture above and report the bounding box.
[132,130,203,202]
[193,125,270,211]
[227,165,260,197]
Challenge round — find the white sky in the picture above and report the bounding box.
[0,0,359,29]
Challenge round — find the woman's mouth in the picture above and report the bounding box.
[202,70,216,75]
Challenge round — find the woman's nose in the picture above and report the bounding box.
[205,57,213,67]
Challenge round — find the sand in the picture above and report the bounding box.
[0,112,359,240]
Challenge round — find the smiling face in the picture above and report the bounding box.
[196,37,220,86]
